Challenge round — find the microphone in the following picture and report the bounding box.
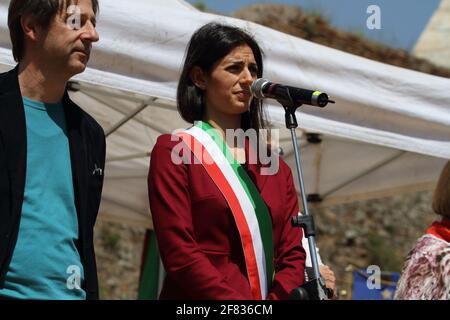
[251,78,335,107]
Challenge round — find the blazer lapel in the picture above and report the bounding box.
[0,66,27,220]
[63,94,88,245]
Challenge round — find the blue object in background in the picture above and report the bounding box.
[352,269,400,300]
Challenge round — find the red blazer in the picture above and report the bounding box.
[148,134,306,300]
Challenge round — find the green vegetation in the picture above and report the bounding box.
[102,228,121,250]
[192,1,207,12]
[367,233,403,272]
[307,8,330,24]
[301,1,331,24]
[347,26,365,38]
[98,278,107,300]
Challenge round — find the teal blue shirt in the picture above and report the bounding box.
[0,97,86,300]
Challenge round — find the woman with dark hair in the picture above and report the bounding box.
[394,160,450,300]
[147,22,306,300]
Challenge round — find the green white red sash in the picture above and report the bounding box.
[177,121,274,300]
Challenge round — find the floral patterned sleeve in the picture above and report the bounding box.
[395,235,450,300]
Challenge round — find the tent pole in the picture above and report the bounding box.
[69,80,176,111]
[76,90,169,135]
[105,102,152,137]
[321,151,406,199]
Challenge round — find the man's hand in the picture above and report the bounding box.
[320,265,337,299]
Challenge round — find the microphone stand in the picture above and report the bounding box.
[276,93,332,300]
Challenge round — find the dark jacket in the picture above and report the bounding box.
[0,66,105,300]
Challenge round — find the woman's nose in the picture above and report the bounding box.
[241,67,254,84]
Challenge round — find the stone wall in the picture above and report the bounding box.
[94,220,146,299]
[311,190,434,298]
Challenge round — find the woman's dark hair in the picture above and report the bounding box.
[432,161,450,218]
[177,22,267,131]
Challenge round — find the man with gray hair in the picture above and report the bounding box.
[0,0,103,299]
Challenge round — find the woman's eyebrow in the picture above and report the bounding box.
[226,59,244,64]
[226,59,258,67]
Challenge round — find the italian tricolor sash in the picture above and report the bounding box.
[177,121,274,300]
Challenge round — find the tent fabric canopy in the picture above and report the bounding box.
[0,0,449,228]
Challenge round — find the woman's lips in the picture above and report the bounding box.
[235,91,252,100]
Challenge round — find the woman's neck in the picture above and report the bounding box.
[203,111,241,141]
[202,111,246,164]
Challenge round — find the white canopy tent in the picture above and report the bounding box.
[0,0,449,228]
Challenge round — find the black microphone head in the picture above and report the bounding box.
[251,78,269,99]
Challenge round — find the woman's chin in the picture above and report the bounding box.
[233,101,251,113]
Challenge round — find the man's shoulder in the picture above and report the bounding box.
[0,70,10,83]
[66,97,105,139]
[0,67,18,94]
[78,104,104,137]
[0,68,14,80]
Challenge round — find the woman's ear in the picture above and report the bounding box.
[190,66,207,90]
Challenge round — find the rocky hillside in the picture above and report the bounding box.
[233,4,450,78]
[312,191,434,298]
[94,220,145,299]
